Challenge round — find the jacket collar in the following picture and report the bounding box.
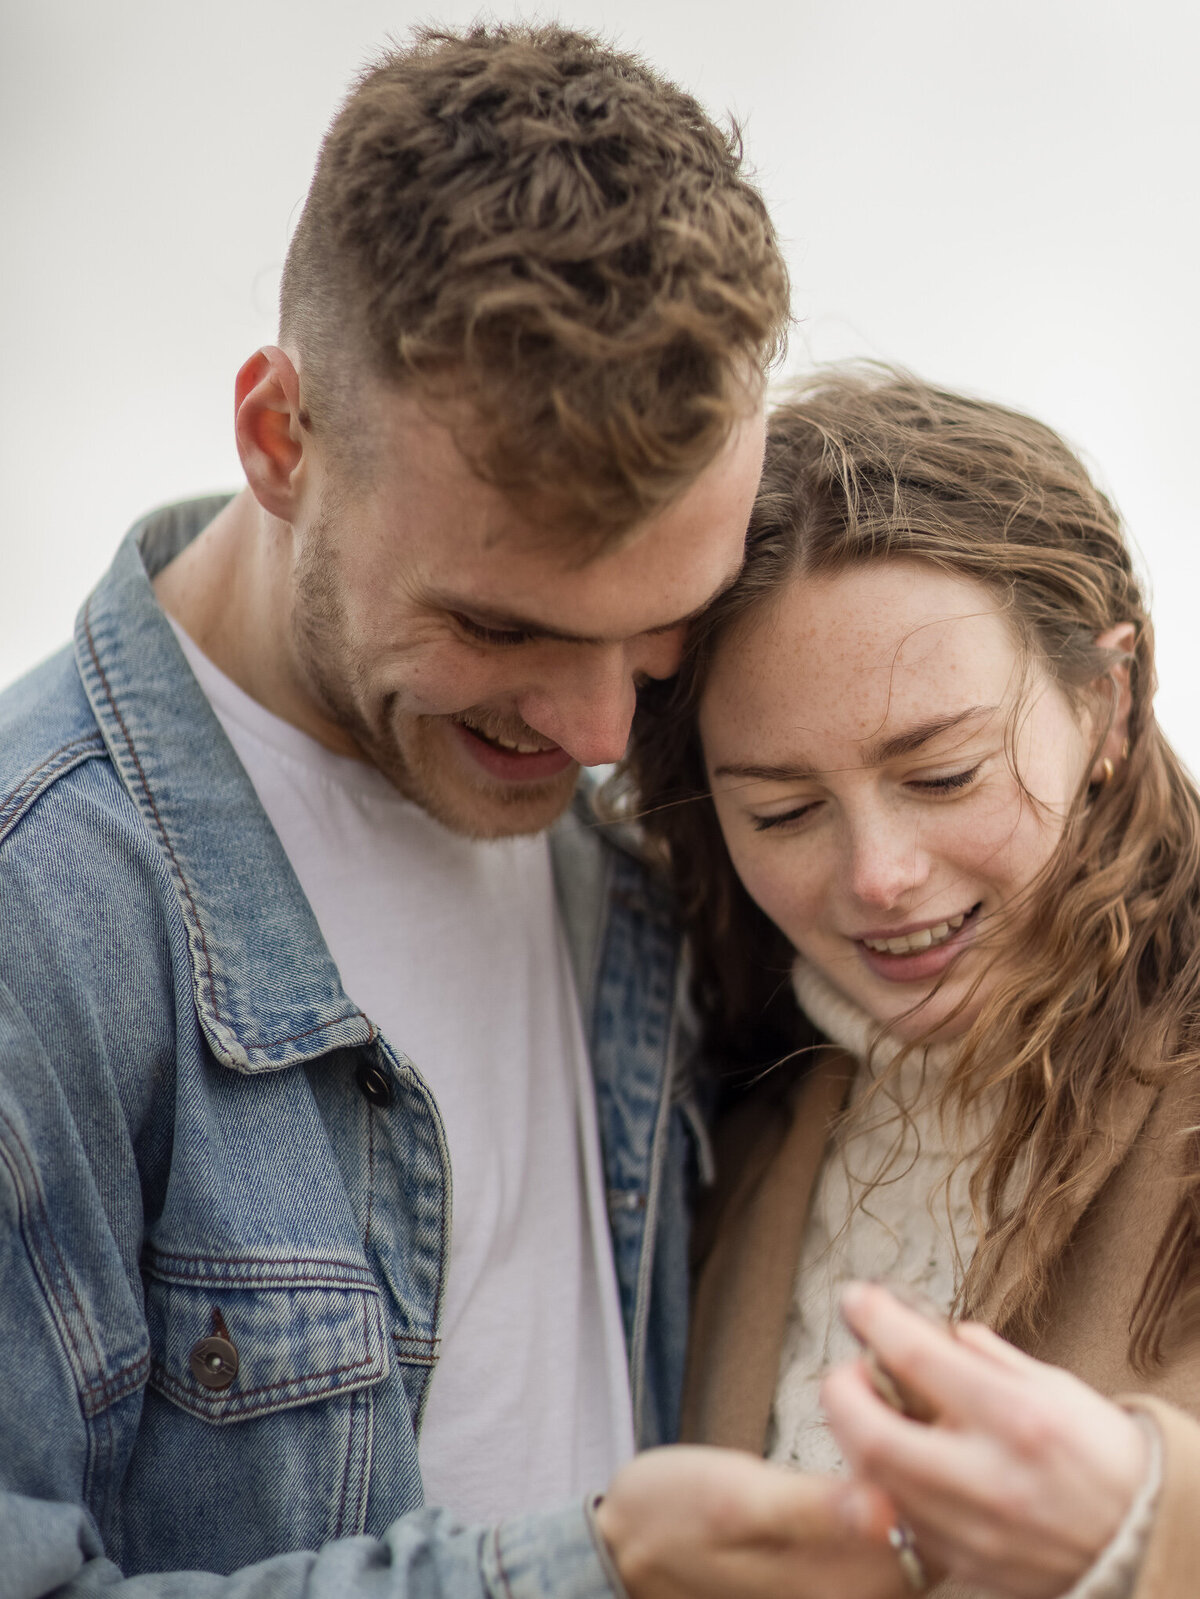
[74,498,377,1074]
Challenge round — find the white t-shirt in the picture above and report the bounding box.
[172,623,635,1521]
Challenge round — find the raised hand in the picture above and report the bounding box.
[822,1282,1150,1599]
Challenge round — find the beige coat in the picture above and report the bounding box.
[681,1048,1200,1598]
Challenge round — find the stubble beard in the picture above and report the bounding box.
[289,523,577,840]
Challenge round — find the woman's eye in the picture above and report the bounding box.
[454,613,533,647]
[910,764,982,794]
[752,802,819,833]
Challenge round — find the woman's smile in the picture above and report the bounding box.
[854,901,983,984]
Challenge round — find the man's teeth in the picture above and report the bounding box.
[863,912,967,956]
[461,722,548,755]
[489,733,547,753]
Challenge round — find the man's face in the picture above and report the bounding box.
[286,386,765,838]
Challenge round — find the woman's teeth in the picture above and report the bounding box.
[863,911,967,956]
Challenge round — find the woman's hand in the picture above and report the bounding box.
[593,1445,908,1599]
[822,1282,1151,1599]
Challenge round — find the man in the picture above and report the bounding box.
[0,24,890,1599]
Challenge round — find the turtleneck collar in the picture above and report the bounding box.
[791,957,958,1078]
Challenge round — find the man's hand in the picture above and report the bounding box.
[593,1445,907,1599]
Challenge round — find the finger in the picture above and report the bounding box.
[839,1282,1025,1431]
[679,1449,851,1545]
[829,1478,899,1543]
[822,1359,969,1499]
[755,1468,848,1543]
[953,1319,1043,1372]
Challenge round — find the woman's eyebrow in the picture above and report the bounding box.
[867,706,999,764]
[712,706,999,781]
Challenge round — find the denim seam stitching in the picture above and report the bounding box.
[338,1298,373,1536]
[146,1271,374,1291]
[332,1385,358,1541]
[0,731,103,812]
[364,1102,376,1251]
[78,1351,151,1417]
[0,733,106,845]
[414,1076,450,1430]
[82,597,224,1025]
[350,1388,371,1536]
[143,1247,377,1284]
[147,1253,377,1291]
[0,1109,114,1413]
[491,1524,517,1599]
[149,1340,384,1405]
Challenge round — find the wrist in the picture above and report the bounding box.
[585,1495,632,1599]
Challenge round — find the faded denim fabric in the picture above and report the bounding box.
[0,501,699,1598]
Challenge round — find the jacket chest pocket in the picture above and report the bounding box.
[143,1262,390,1424]
[113,1262,393,1573]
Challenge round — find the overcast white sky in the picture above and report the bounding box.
[2,0,1197,761]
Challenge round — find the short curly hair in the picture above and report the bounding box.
[279,23,789,550]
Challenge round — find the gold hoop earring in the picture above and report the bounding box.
[1101,757,1115,785]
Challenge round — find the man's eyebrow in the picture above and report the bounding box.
[712,706,1000,781]
[436,565,745,646]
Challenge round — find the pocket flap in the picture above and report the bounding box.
[144,1271,389,1424]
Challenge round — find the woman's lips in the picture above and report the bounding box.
[855,903,983,984]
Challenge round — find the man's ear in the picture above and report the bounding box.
[1089,621,1137,783]
[234,346,307,521]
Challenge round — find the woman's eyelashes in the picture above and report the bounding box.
[752,801,819,833]
[908,762,984,794]
[748,763,986,833]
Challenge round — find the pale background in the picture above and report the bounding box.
[3,1,1197,759]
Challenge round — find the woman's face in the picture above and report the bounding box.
[699,560,1099,1041]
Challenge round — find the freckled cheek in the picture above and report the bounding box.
[724,836,830,947]
[937,795,1066,896]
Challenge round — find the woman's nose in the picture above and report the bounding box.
[844,814,930,911]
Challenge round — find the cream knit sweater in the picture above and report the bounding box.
[768,959,977,1471]
[770,960,1159,1599]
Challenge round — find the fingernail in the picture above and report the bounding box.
[841,1281,867,1318]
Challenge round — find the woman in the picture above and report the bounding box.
[624,369,1200,1598]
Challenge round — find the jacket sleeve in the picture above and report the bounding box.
[0,1491,621,1599]
[1121,1395,1200,1599]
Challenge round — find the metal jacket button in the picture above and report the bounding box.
[190,1307,238,1391]
[356,1060,393,1108]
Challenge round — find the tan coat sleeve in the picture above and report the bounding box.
[1120,1395,1200,1599]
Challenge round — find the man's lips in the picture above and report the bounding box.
[450,719,575,784]
[855,903,983,984]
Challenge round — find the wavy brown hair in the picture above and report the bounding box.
[280,22,788,552]
[624,366,1200,1363]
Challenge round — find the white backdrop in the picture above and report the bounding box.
[3,0,1197,759]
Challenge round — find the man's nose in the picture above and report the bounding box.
[518,643,642,768]
[633,626,687,682]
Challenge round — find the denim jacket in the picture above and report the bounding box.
[0,500,698,1599]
